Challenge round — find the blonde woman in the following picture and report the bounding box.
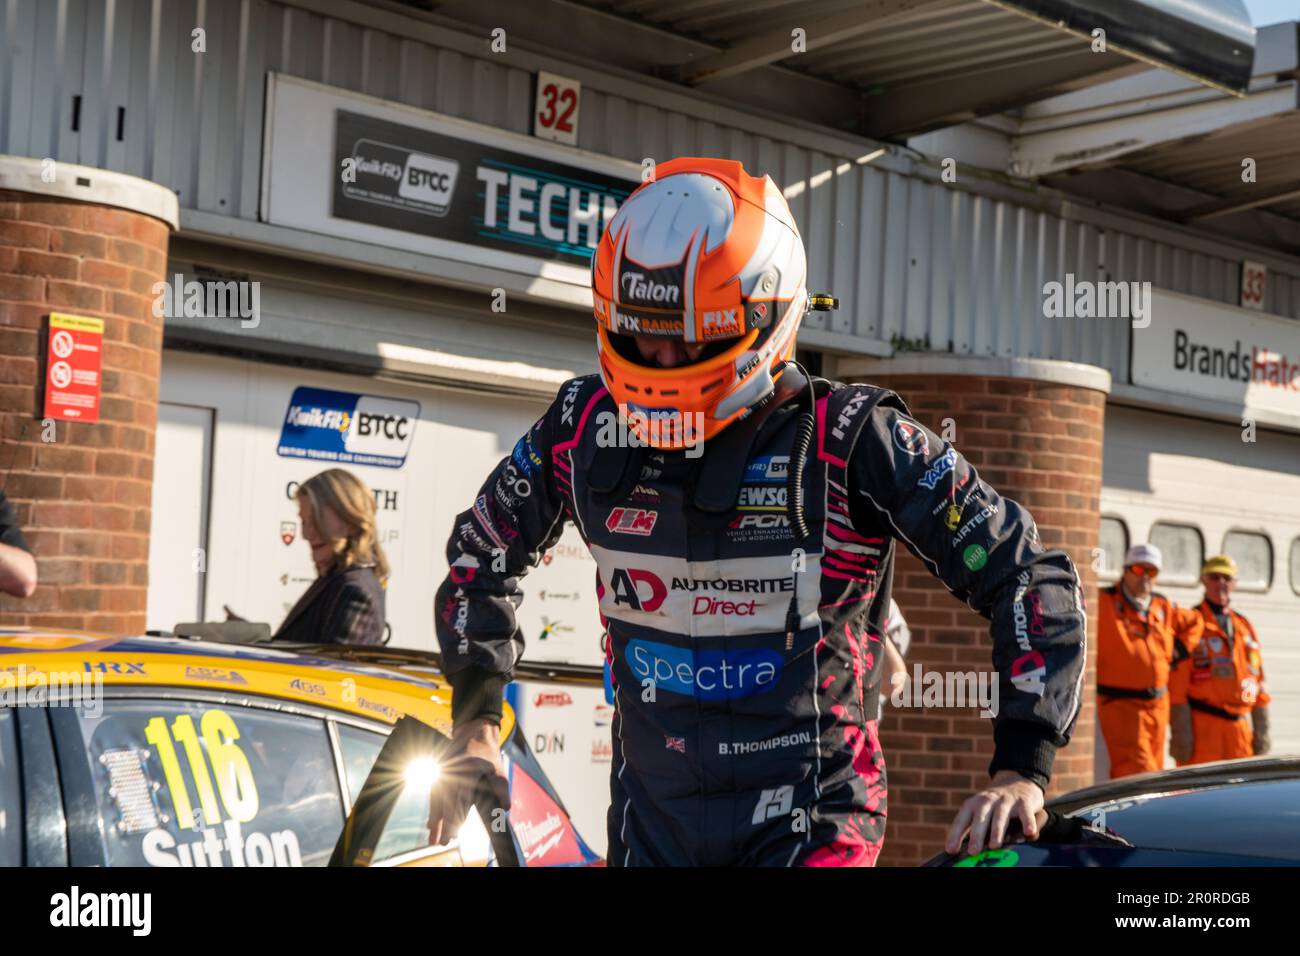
[273,469,389,645]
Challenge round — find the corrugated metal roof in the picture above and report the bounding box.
[1121,113,1300,222]
[564,0,1250,136]
[1019,22,1300,253]
[4,0,1292,365]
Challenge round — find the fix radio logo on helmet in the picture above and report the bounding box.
[590,158,815,450]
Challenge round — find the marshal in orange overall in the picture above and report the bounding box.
[1097,544,1203,778]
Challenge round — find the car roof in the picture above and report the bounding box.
[1049,756,1300,811]
[0,628,507,738]
[1048,757,1300,862]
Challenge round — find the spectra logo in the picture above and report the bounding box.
[626,639,782,700]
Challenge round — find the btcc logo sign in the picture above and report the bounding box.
[345,137,459,217]
[744,455,788,483]
[278,386,420,469]
[398,152,458,212]
[357,412,410,440]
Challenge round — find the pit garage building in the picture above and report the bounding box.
[1,0,1295,864]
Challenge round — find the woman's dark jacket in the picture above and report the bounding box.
[272,564,385,645]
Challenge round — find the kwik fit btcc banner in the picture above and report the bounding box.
[262,75,641,288]
[332,109,636,266]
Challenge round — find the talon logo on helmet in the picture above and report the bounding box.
[620,270,682,308]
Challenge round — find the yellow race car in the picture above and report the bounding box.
[0,629,601,867]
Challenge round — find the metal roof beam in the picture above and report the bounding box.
[1178,180,1300,222]
[667,0,931,86]
[1018,21,1298,121]
[863,48,1141,137]
[1009,81,1299,177]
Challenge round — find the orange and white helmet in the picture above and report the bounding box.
[591,157,807,449]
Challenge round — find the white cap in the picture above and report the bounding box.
[1124,543,1162,571]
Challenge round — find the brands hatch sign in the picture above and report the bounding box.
[1131,289,1300,420]
[333,120,636,270]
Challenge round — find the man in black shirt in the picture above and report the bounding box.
[0,490,37,599]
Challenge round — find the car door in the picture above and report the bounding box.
[331,716,503,867]
[330,715,601,867]
[5,706,69,866]
[329,715,519,867]
[50,691,348,866]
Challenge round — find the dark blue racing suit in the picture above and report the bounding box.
[435,373,1087,866]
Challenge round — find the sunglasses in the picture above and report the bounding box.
[1205,573,1235,583]
[1126,565,1158,579]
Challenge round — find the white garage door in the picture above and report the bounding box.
[1100,404,1300,771]
[153,349,604,664]
[154,348,612,853]
[145,402,213,631]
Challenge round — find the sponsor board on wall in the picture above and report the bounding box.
[1133,289,1300,419]
[278,386,420,469]
[509,680,611,859]
[513,535,603,667]
[332,109,635,266]
[254,371,601,663]
[159,354,608,669]
[249,378,414,641]
[262,74,641,300]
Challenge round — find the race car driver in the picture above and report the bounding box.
[428,157,1087,866]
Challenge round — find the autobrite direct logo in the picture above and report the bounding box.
[278,386,420,469]
[1009,570,1047,696]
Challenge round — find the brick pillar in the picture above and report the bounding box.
[0,157,178,633]
[837,354,1110,865]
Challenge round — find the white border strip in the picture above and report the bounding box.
[838,353,1113,394]
[0,154,179,230]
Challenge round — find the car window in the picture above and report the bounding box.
[337,723,456,863]
[337,723,386,806]
[0,710,20,866]
[75,699,345,867]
